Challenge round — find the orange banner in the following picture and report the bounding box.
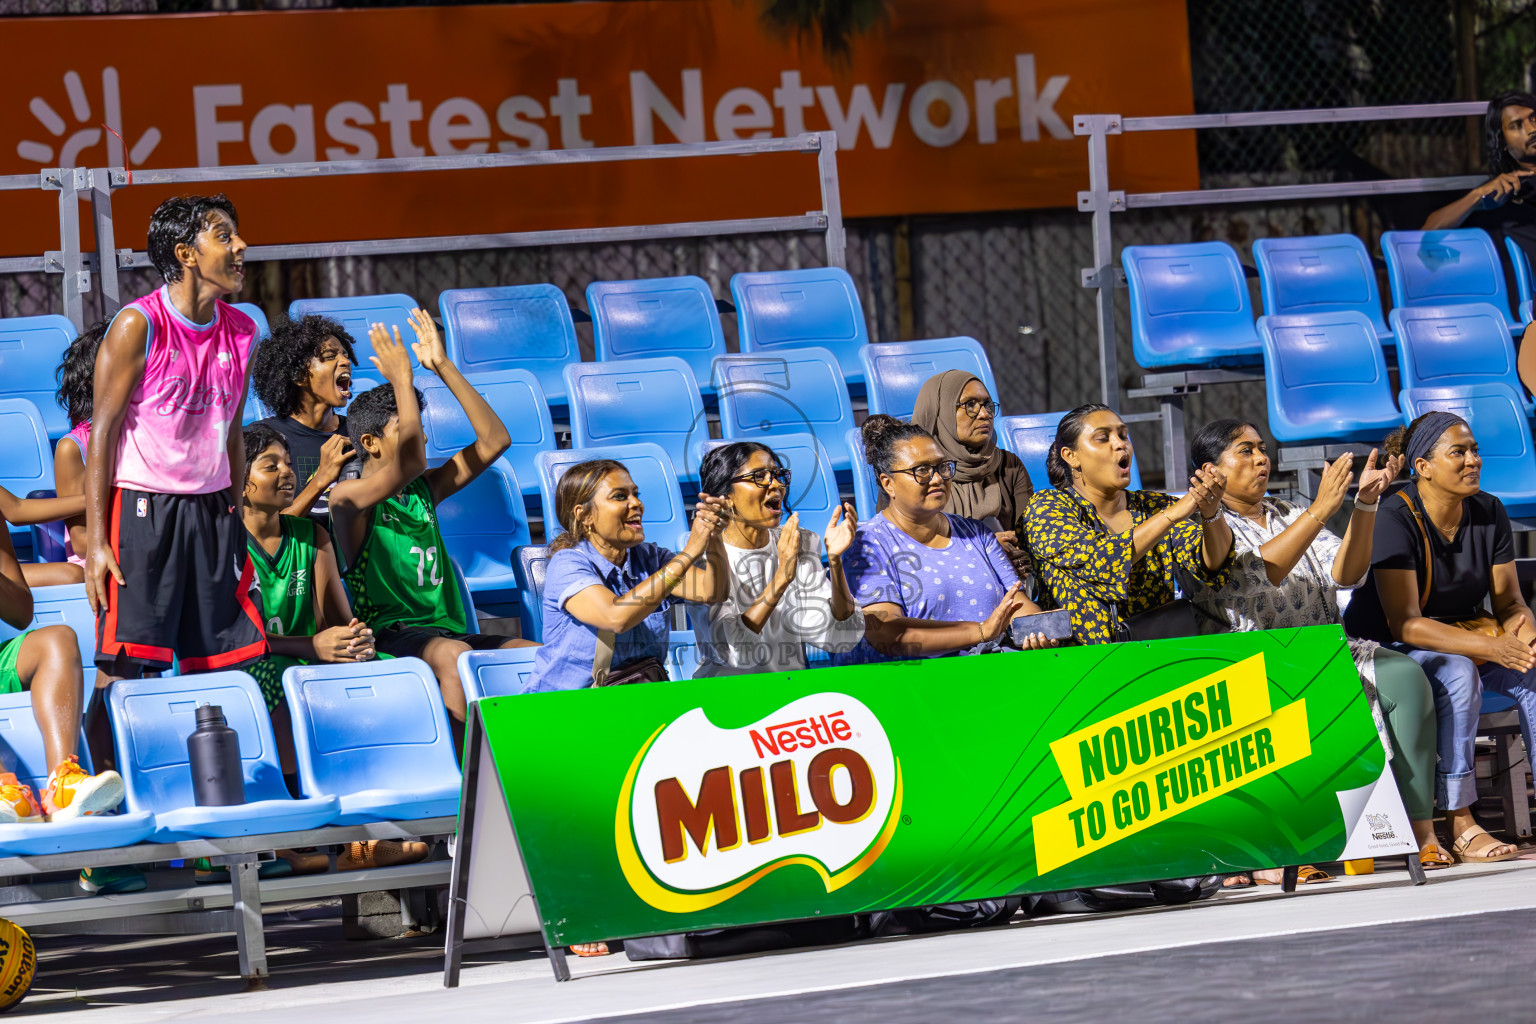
[0,0,1196,258]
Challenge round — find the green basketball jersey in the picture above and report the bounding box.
[342,476,467,633]
[247,515,320,642]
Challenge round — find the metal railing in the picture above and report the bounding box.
[1075,100,1489,475]
[89,133,846,317]
[0,169,90,329]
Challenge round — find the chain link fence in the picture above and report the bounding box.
[5,0,1536,483]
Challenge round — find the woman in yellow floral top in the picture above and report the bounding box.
[1019,404,1235,645]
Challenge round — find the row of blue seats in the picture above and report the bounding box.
[1123,227,1533,371]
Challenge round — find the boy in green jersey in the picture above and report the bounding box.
[330,309,535,726]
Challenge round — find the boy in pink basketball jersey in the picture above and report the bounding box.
[85,195,267,678]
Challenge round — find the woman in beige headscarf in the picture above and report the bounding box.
[894,369,1033,562]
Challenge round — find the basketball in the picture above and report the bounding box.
[0,918,35,1012]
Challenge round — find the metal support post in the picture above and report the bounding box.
[43,168,88,331]
[1075,114,1125,411]
[91,167,122,316]
[815,132,847,271]
[226,856,268,985]
[1160,397,1187,483]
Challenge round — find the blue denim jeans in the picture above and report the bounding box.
[1389,645,1482,811]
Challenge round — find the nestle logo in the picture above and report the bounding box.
[750,712,852,759]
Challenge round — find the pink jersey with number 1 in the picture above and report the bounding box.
[110,286,257,495]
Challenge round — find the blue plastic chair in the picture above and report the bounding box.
[698,432,840,522]
[1389,304,1531,413]
[0,584,97,676]
[564,357,708,483]
[0,399,54,547]
[1380,229,1520,333]
[861,338,999,420]
[732,268,870,384]
[587,276,727,392]
[995,412,1144,491]
[1256,312,1403,444]
[288,294,422,370]
[1252,235,1393,346]
[282,658,461,824]
[438,458,531,600]
[1399,383,1536,517]
[538,443,689,550]
[419,369,553,496]
[231,302,272,341]
[512,545,550,642]
[1121,242,1264,369]
[448,555,480,635]
[712,347,854,471]
[0,315,75,439]
[845,427,881,520]
[439,284,580,408]
[457,646,540,701]
[668,630,700,681]
[1504,236,1535,324]
[109,672,339,841]
[0,691,154,856]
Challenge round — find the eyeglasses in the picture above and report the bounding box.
[887,461,957,483]
[958,399,998,418]
[730,467,792,487]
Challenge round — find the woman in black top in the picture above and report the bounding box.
[1344,411,1534,862]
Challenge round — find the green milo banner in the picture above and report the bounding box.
[467,626,1412,948]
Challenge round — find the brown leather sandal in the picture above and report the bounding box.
[1451,828,1520,863]
[1419,843,1453,869]
[1254,865,1333,884]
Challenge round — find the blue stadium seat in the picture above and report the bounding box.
[845,427,880,520]
[668,630,699,681]
[1380,229,1520,333]
[439,284,580,407]
[1256,312,1403,444]
[420,369,554,496]
[1252,234,1393,346]
[438,458,531,600]
[1389,304,1531,413]
[512,545,550,642]
[587,276,727,391]
[288,294,422,370]
[282,658,461,824]
[28,490,68,565]
[698,432,840,522]
[109,671,339,841]
[564,357,708,482]
[996,412,1144,491]
[1121,242,1263,369]
[732,268,870,384]
[713,347,854,470]
[0,399,54,547]
[0,315,74,439]
[231,302,271,341]
[1399,383,1536,517]
[538,443,688,550]
[0,584,97,675]
[458,647,539,701]
[1505,236,1534,324]
[448,555,479,634]
[0,690,154,855]
[861,337,999,420]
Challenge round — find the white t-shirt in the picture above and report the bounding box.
[687,527,865,678]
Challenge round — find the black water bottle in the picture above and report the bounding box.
[187,704,245,806]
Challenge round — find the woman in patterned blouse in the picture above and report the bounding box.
[1019,404,1234,646]
[1187,418,1451,877]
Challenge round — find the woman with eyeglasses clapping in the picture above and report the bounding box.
[838,415,1056,665]
[688,442,865,677]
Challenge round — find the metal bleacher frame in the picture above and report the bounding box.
[1075,101,1488,487]
[0,169,92,331]
[85,133,847,317]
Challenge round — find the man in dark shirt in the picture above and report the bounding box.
[250,314,360,526]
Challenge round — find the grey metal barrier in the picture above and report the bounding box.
[89,133,845,316]
[1075,101,1489,480]
[0,169,90,330]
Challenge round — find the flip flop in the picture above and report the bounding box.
[1254,865,1333,885]
[1452,828,1521,863]
[1221,873,1255,889]
[570,943,611,957]
[1419,843,1453,869]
